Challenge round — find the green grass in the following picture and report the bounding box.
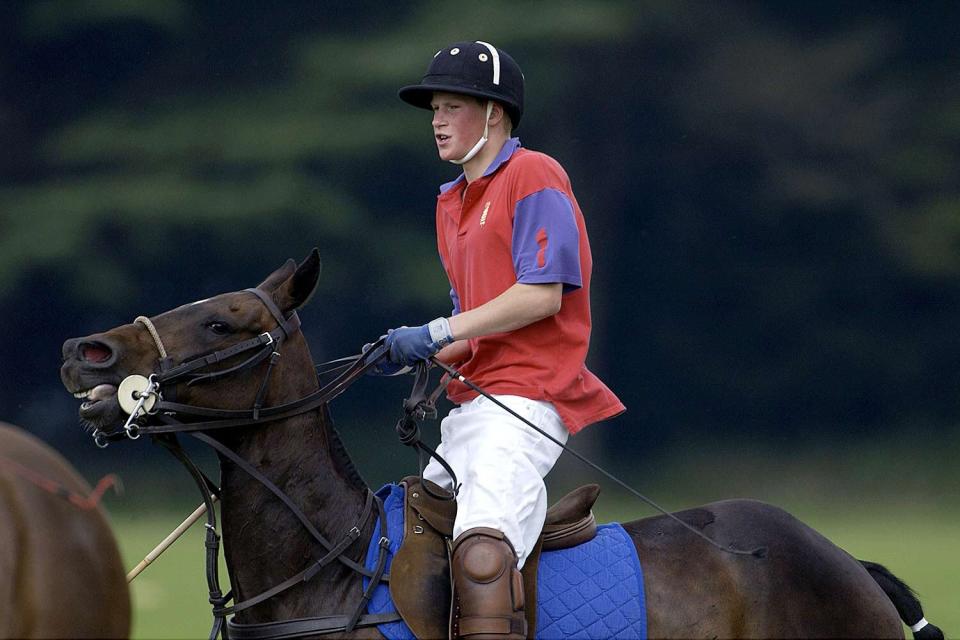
[102,432,960,638]
[799,506,958,638]
[109,499,959,639]
[111,509,229,640]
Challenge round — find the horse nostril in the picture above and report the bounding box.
[62,338,80,362]
[79,342,113,364]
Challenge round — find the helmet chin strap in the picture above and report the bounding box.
[450,101,493,165]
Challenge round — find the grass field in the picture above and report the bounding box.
[111,498,959,639]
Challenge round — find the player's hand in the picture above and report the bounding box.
[385,318,454,366]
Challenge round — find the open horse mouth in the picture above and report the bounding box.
[68,381,123,429]
[73,384,118,416]
[61,334,132,431]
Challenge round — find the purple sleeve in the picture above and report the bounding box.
[438,252,461,315]
[449,286,461,315]
[512,188,582,292]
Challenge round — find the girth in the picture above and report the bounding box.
[389,477,600,640]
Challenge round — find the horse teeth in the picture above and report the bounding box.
[73,389,91,399]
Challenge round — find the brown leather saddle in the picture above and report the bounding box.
[388,476,600,640]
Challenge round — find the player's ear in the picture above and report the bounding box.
[489,102,505,126]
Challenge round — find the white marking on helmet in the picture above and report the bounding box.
[450,47,460,55]
[478,53,488,62]
[434,49,441,57]
[475,41,500,85]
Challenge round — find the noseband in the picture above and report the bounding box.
[95,288,397,639]
[134,315,168,359]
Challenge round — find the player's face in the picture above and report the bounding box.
[430,92,487,162]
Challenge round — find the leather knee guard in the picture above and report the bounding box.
[450,527,526,640]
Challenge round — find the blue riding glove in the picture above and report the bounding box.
[385,318,455,367]
[362,339,412,376]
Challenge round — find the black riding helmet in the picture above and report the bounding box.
[399,41,525,129]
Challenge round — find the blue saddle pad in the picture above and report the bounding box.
[363,484,647,640]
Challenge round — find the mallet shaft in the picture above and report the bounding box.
[126,496,218,583]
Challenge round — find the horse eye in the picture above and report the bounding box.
[206,321,232,335]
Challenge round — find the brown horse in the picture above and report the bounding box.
[59,250,942,639]
[0,422,130,638]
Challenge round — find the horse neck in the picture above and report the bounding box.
[213,333,374,621]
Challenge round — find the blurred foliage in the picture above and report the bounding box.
[0,0,958,466]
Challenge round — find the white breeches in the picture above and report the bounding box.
[422,394,568,568]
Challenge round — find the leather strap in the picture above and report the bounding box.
[156,329,285,385]
[136,341,390,436]
[117,293,404,640]
[213,495,376,617]
[215,496,394,639]
[458,617,524,636]
[190,431,382,580]
[226,612,402,640]
[394,362,459,501]
[244,288,301,338]
[147,288,296,389]
[187,341,277,388]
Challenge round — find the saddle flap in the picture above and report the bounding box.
[389,478,452,640]
[390,479,600,638]
[406,476,457,536]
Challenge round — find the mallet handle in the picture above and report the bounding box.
[126,496,219,583]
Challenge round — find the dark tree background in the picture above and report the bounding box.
[1,1,958,496]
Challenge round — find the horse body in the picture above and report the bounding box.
[628,499,901,638]
[59,250,940,639]
[0,422,130,638]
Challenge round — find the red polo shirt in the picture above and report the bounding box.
[436,138,624,433]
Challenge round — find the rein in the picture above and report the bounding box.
[96,283,763,639]
[425,357,768,559]
[103,289,400,639]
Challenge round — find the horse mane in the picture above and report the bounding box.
[321,404,368,492]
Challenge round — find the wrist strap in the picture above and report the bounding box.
[427,317,454,347]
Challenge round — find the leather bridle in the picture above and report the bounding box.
[99,288,377,441]
[101,288,400,639]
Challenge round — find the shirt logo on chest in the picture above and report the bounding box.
[479,201,491,227]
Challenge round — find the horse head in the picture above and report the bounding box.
[60,250,322,439]
[60,249,384,627]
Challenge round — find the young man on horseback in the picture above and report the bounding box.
[382,41,624,639]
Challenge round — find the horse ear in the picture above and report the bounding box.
[272,248,322,313]
[258,259,297,292]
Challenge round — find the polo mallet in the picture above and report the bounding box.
[126,496,218,583]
